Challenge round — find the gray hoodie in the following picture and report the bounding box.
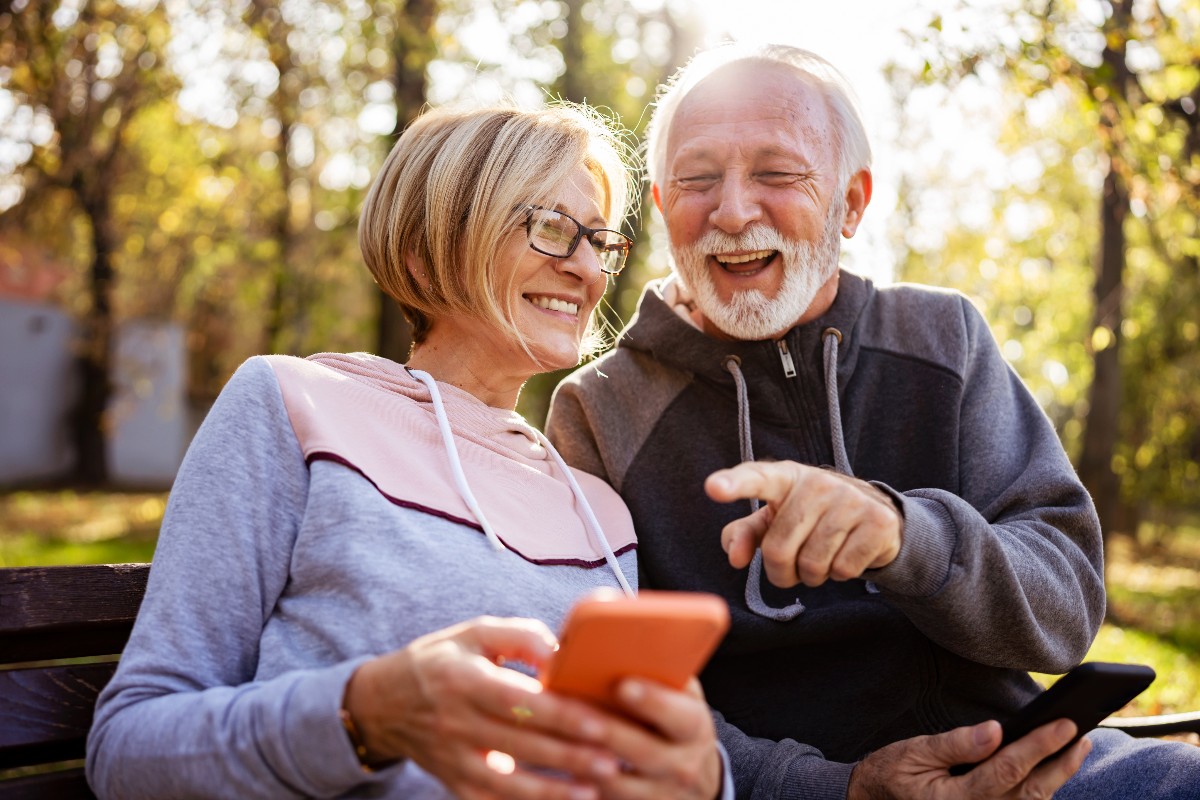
[87,354,640,798]
[547,270,1105,800]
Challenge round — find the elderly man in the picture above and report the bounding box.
[547,43,1198,799]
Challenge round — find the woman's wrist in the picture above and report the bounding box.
[342,660,401,770]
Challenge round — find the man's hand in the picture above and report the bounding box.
[705,461,903,588]
[847,719,1092,800]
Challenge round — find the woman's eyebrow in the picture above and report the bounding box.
[549,202,607,228]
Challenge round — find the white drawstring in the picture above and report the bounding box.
[409,369,506,551]
[408,368,634,597]
[532,428,636,598]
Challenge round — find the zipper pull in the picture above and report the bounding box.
[777,340,797,378]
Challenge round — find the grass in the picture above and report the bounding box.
[0,490,163,566]
[2,491,1199,720]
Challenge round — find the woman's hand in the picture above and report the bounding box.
[588,677,723,800]
[344,616,623,800]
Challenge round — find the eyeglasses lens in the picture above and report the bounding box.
[528,209,577,257]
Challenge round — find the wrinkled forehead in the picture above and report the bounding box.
[666,61,834,163]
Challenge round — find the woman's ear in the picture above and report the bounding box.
[405,250,430,288]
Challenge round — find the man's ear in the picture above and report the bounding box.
[651,183,663,214]
[841,168,873,239]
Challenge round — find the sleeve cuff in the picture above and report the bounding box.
[866,488,958,598]
[715,740,736,800]
[278,656,403,793]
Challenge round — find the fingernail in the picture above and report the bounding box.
[569,788,597,800]
[974,722,995,746]
[579,718,604,740]
[620,679,644,703]
[709,475,730,493]
[592,757,618,777]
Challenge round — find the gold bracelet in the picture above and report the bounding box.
[339,706,375,773]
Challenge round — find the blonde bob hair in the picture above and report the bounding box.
[359,103,638,356]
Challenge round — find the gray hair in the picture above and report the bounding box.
[645,43,872,192]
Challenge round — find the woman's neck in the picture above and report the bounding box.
[406,341,528,410]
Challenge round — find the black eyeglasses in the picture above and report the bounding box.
[522,206,633,275]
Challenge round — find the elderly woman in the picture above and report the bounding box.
[86,104,724,800]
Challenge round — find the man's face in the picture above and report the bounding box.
[656,63,853,340]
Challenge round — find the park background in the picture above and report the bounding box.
[1,0,1199,727]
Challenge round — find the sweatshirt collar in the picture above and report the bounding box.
[618,269,874,386]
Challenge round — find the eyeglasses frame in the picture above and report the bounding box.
[522,205,633,275]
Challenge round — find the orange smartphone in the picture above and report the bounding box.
[540,590,730,710]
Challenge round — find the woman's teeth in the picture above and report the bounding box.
[529,296,578,316]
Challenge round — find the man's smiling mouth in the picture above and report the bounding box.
[714,250,778,274]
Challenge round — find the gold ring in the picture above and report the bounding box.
[511,705,534,724]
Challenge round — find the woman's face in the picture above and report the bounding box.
[500,163,610,372]
[430,163,611,382]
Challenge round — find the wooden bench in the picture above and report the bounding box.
[1,563,1198,798]
[1,564,148,799]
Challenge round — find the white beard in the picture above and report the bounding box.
[671,200,844,340]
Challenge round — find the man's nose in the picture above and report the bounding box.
[709,178,761,234]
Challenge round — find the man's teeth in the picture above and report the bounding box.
[530,296,579,315]
[716,250,775,265]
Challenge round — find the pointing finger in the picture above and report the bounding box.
[705,461,808,505]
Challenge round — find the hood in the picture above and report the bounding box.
[268,352,637,572]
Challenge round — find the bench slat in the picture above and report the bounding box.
[0,565,148,664]
[0,767,95,800]
[0,663,118,771]
[1099,711,1200,737]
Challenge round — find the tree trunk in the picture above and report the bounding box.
[1079,163,1126,536]
[1078,0,1135,541]
[375,0,437,362]
[264,34,296,355]
[557,0,586,103]
[70,187,115,485]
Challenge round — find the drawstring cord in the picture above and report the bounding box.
[531,428,636,598]
[725,355,806,622]
[823,328,851,476]
[408,369,635,598]
[724,327,857,621]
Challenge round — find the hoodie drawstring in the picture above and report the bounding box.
[724,355,806,622]
[723,328,854,621]
[822,328,851,476]
[408,369,635,598]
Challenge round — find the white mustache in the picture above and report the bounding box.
[692,226,791,254]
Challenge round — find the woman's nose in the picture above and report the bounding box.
[558,239,605,285]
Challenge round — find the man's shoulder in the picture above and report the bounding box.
[559,343,690,401]
[855,281,987,374]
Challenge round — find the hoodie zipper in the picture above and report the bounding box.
[777,339,797,378]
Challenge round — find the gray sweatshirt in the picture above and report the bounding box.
[86,354,640,798]
[547,272,1106,800]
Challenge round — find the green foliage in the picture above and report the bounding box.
[888,0,1200,514]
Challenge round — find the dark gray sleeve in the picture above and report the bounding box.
[866,297,1106,673]
[86,358,381,799]
[714,710,855,800]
